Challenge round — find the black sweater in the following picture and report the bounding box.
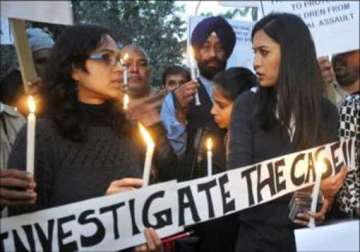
[227,90,339,251]
[8,103,176,214]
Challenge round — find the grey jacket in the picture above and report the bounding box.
[0,103,25,170]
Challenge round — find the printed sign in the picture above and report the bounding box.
[0,139,355,251]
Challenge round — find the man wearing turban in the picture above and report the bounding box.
[161,15,236,169]
[160,16,237,252]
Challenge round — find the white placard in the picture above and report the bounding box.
[295,220,360,251]
[0,1,73,25]
[188,16,254,71]
[261,1,359,56]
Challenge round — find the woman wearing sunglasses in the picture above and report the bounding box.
[6,24,169,252]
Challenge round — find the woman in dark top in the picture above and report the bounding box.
[7,25,167,251]
[227,13,340,251]
[211,67,258,137]
[190,67,258,252]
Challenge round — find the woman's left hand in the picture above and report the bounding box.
[293,197,331,226]
[321,166,348,199]
[134,228,163,252]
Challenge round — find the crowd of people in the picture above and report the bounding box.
[0,12,359,252]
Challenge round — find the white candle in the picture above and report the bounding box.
[122,53,129,90]
[26,96,36,174]
[308,159,326,228]
[123,94,129,111]
[138,123,155,186]
[122,54,129,110]
[188,46,201,106]
[123,67,128,88]
[206,138,213,176]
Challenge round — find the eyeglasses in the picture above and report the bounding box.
[88,52,122,67]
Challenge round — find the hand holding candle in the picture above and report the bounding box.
[308,158,326,228]
[188,46,201,106]
[138,123,155,186]
[26,96,36,175]
[206,137,213,176]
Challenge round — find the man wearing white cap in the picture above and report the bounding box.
[26,27,54,79]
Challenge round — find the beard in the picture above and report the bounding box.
[197,57,227,80]
[333,58,359,87]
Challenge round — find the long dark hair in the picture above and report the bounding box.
[213,67,258,101]
[251,13,325,149]
[42,24,129,141]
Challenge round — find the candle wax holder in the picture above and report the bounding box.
[288,191,323,222]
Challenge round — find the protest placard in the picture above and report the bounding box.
[1,1,73,25]
[295,220,360,251]
[261,1,359,56]
[1,139,355,251]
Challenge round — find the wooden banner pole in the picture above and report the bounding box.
[9,18,40,93]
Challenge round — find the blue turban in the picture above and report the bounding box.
[191,16,236,58]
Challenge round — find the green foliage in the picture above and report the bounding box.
[201,7,257,21]
[71,0,186,87]
[1,0,187,87]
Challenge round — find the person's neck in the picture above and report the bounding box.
[129,88,151,100]
[198,74,212,83]
[341,79,360,94]
[78,94,107,105]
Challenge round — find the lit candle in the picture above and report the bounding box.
[308,158,326,228]
[138,123,155,186]
[188,46,201,106]
[122,53,129,90]
[206,138,213,176]
[122,54,129,110]
[123,93,129,111]
[26,96,36,174]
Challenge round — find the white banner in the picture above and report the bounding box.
[0,1,73,25]
[0,139,355,251]
[261,1,360,56]
[188,16,254,71]
[0,181,182,251]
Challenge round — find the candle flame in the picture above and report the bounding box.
[123,94,129,110]
[206,138,213,151]
[28,96,36,113]
[121,53,129,65]
[138,123,155,148]
[316,154,327,174]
